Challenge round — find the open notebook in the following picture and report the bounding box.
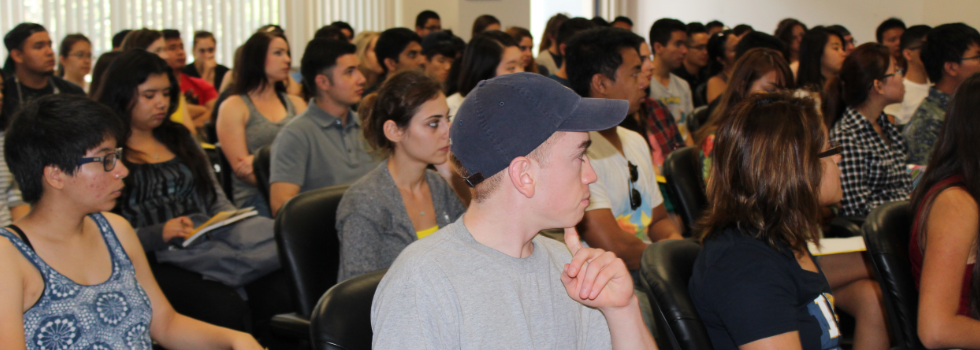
[181,207,258,247]
[808,236,867,256]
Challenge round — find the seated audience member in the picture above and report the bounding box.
[336,71,464,282]
[690,92,856,350]
[705,20,724,36]
[697,48,794,179]
[612,16,634,31]
[0,73,30,226]
[506,26,546,75]
[217,31,307,217]
[0,94,263,350]
[111,29,131,51]
[371,72,657,349]
[876,18,906,59]
[649,18,694,141]
[330,21,355,42]
[627,39,689,170]
[314,25,347,42]
[182,31,230,94]
[2,23,86,122]
[420,31,458,84]
[825,43,911,217]
[883,25,931,125]
[774,18,807,69]
[95,50,284,331]
[910,72,980,349]
[269,39,378,216]
[536,14,569,75]
[732,24,754,37]
[705,30,740,103]
[364,28,423,95]
[354,31,383,91]
[415,10,441,38]
[674,22,709,106]
[164,29,217,130]
[547,17,596,88]
[827,25,856,54]
[88,51,122,98]
[796,27,847,93]
[471,14,501,38]
[446,31,523,118]
[905,23,980,165]
[121,29,200,136]
[566,28,683,276]
[57,34,92,92]
[734,31,785,60]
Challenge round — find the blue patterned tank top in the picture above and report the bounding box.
[0,213,153,350]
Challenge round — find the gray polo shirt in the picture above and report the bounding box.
[270,101,380,192]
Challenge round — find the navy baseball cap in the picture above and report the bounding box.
[451,72,628,187]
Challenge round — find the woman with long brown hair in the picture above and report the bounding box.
[536,13,568,75]
[505,27,543,75]
[911,72,980,349]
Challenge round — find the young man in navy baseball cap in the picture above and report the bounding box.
[371,72,657,349]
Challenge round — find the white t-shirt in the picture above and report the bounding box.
[649,73,694,140]
[447,92,465,122]
[586,127,665,242]
[883,78,931,125]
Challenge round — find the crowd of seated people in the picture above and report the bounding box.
[2,9,980,350]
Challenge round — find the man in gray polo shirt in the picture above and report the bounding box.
[270,38,379,216]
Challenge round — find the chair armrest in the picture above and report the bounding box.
[270,312,310,340]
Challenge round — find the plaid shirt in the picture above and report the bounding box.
[641,98,686,166]
[830,107,912,217]
[903,87,951,165]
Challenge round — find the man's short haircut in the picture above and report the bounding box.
[900,25,932,52]
[330,21,354,36]
[556,18,596,48]
[706,20,724,31]
[112,29,131,48]
[876,17,907,43]
[416,10,440,28]
[649,18,687,46]
[565,27,644,97]
[735,31,786,60]
[421,31,458,59]
[301,38,357,96]
[5,94,126,204]
[591,17,610,27]
[687,22,707,35]
[314,25,346,41]
[162,29,180,41]
[451,132,565,203]
[612,16,633,27]
[375,28,422,75]
[732,24,754,37]
[921,23,980,83]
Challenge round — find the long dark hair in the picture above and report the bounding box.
[232,31,289,96]
[360,70,443,155]
[539,14,569,53]
[706,30,733,78]
[822,43,892,127]
[796,27,843,91]
[57,33,90,77]
[774,18,807,59]
[92,49,216,202]
[911,72,980,318]
[695,48,794,146]
[698,91,826,253]
[88,51,122,99]
[455,31,517,97]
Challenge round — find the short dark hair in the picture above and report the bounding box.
[456,31,517,96]
[735,31,785,60]
[4,23,47,73]
[649,18,686,46]
[314,25,346,41]
[900,25,931,52]
[5,94,126,204]
[375,28,422,75]
[591,17,610,27]
[330,21,354,37]
[162,29,180,41]
[565,27,644,97]
[421,31,458,59]
[612,16,633,27]
[233,31,289,95]
[472,15,501,38]
[687,22,707,35]
[416,10,440,28]
[732,24,754,37]
[876,17,906,43]
[120,28,162,51]
[301,38,357,97]
[556,17,596,47]
[112,29,131,48]
[921,23,980,83]
[827,24,851,36]
[706,20,724,31]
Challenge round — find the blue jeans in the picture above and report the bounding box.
[241,194,272,218]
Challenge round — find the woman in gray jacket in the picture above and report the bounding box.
[336,71,465,282]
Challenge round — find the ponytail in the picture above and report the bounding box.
[359,92,384,150]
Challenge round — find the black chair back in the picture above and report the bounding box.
[640,239,713,350]
[862,201,925,350]
[214,144,235,202]
[310,269,386,350]
[276,184,350,317]
[662,146,708,236]
[253,145,272,207]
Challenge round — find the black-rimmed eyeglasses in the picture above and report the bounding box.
[78,148,122,172]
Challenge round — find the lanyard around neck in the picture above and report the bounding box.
[14,75,59,106]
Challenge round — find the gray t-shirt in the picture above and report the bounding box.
[371,219,613,349]
[649,73,694,140]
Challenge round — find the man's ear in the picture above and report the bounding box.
[43,165,67,192]
[384,57,398,73]
[652,41,665,55]
[10,48,24,64]
[590,74,608,97]
[559,43,567,56]
[382,119,404,144]
[508,157,535,198]
[902,48,914,63]
[315,73,332,94]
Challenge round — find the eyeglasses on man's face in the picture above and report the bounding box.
[78,147,123,172]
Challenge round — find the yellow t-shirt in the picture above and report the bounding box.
[170,94,186,124]
[416,226,439,239]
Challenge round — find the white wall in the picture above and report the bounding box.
[396,0,532,42]
[396,0,460,34]
[530,0,592,52]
